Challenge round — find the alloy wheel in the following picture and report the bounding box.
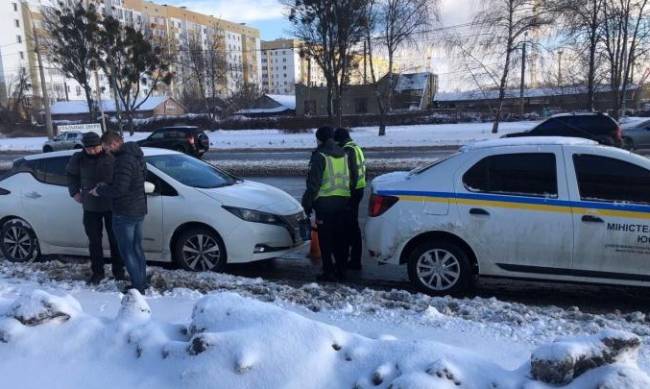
[2,223,36,262]
[415,248,461,291]
[182,234,221,271]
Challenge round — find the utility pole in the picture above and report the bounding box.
[363,40,367,85]
[32,21,54,139]
[558,50,563,87]
[519,33,527,116]
[94,70,107,133]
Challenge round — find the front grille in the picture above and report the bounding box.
[281,212,309,244]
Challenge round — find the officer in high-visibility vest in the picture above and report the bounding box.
[302,127,358,282]
[334,128,366,271]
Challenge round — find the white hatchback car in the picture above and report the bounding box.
[366,137,650,294]
[0,149,309,271]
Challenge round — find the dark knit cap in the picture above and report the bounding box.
[82,132,101,147]
[315,126,333,142]
[334,127,351,143]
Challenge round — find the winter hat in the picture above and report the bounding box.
[334,127,351,143]
[82,132,101,147]
[315,126,333,142]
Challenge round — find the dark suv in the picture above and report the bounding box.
[505,113,622,146]
[138,126,210,157]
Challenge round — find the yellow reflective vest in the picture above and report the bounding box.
[316,153,351,198]
[344,141,366,189]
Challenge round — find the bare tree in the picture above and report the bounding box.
[186,24,228,121]
[369,0,437,135]
[97,16,173,134]
[472,0,549,133]
[601,0,649,118]
[42,1,100,122]
[286,0,371,126]
[546,0,606,111]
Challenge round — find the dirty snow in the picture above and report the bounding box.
[2,259,650,384]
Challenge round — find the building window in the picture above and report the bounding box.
[17,35,21,43]
[15,19,20,28]
[355,98,368,114]
[19,51,24,60]
[283,65,286,70]
[76,86,81,96]
[13,3,18,12]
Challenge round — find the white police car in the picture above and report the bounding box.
[365,137,650,295]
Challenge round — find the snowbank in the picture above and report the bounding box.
[0,121,537,152]
[1,289,647,389]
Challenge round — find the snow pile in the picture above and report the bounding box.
[1,289,647,389]
[0,121,538,152]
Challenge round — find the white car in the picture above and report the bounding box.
[366,137,650,295]
[0,149,309,272]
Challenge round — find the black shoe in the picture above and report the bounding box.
[120,284,146,295]
[347,262,362,271]
[316,273,337,282]
[113,272,127,281]
[86,273,104,286]
[336,271,347,281]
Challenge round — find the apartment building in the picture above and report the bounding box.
[261,39,325,95]
[0,0,262,113]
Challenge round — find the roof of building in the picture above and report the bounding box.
[394,73,431,92]
[237,94,296,115]
[437,85,642,102]
[51,96,172,115]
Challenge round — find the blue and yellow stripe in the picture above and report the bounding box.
[377,190,650,220]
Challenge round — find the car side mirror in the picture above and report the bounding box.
[144,181,156,195]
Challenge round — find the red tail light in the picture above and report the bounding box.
[369,194,399,217]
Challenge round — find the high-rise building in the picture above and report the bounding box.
[260,39,326,95]
[0,0,262,111]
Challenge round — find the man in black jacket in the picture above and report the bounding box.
[67,132,125,285]
[334,128,366,271]
[302,127,357,282]
[90,132,148,293]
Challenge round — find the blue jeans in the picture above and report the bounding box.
[112,215,146,292]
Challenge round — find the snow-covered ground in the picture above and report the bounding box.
[0,121,539,152]
[1,260,649,388]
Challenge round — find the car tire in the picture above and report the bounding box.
[42,146,53,153]
[623,137,635,150]
[173,227,226,272]
[407,240,472,295]
[0,219,40,262]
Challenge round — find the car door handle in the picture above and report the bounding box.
[469,208,490,216]
[24,191,42,199]
[582,215,604,223]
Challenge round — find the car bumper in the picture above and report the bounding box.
[364,216,401,265]
[223,215,310,264]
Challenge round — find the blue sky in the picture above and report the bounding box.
[156,0,293,40]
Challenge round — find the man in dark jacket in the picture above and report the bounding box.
[334,128,366,271]
[302,127,357,282]
[90,132,148,293]
[67,132,125,285]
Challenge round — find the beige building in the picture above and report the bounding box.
[0,0,262,115]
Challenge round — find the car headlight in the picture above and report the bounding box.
[223,206,282,225]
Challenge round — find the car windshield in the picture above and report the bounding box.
[146,154,236,189]
[409,152,460,175]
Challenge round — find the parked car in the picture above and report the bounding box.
[622,119,650,150]
[137,126,210,157]
[0,148,309,272]
[505,113,622,146]
[366,137,650,295]
[42,131,85,152]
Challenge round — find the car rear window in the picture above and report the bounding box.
[532,115,617,136]
[463,153,558,198]
[573,154,650,205]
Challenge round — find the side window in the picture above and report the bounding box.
[145,170,178,196]
[573,154,650,205]
[533,118,559,132]
[149,131,165,140]
[463,153,558,198]
[65,133,77,140]
[39,156,71,186]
